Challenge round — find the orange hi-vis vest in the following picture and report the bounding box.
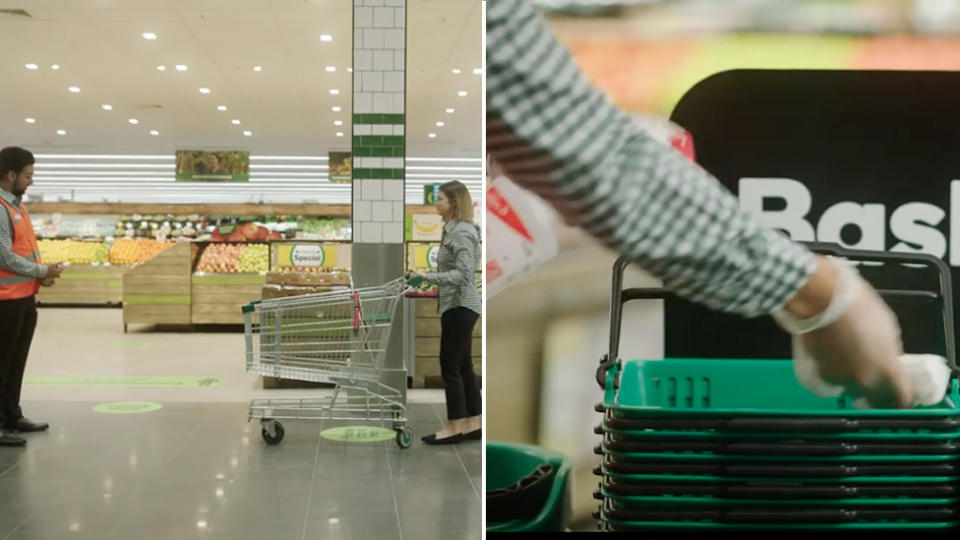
[0,197,41,299]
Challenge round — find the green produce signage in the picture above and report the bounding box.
[175,150,249,182]
[423,183,440,205]
[329,152,352,184]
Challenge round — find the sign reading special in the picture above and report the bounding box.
[273,243,350,268]
[407,243,439,271]
[329,151,352,184]
[176,150,250,182]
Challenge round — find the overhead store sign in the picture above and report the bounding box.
[175,150,249,182]
[329,151,352,184]
[665,69,960,359]
[423,183,440,205]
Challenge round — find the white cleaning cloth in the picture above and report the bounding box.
[793,342,952,408]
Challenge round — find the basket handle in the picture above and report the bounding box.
[600,242,957,388]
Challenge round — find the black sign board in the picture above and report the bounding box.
[664,69,960,361]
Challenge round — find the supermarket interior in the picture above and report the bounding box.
[0,1,480,540]
[488,0,960,533]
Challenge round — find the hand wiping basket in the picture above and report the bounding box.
[773,254,951,408]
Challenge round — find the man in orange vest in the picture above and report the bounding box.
[0,147,63,447]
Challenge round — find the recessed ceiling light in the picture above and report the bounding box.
[25,63,38,70]
[329,89,339,95]
[336,132,344,137]
[56,129,66,136]
[175,64,188,71]
[157,65,166,71]
[452,68,461,74]
[347,68,353,73]
[128,118,139,125]
[199,87,211,94]
[458,91,467,97]
[325,66,336,72]
[217,105,227,111]
[446,108,455,114]
[428,133,437,138]
[320,34,333,42]
[142,32,157,40]
[243,130,252,136]
[231,119,241,125]
[334,120,343,126]
[68,86,81,93]
[51,64,60,71]
[150,130,159,136]
[102,104,113,111]
[474,68,482,75]
[25,118,35,124]
[253,65,262,72]
[332,106,341,112]
[436,121,445,127]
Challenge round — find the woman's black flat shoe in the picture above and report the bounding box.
[463,429,481,441]
[422,433,464,445]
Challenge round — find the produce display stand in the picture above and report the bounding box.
[191,272,267,324]
[402,241,482,388]
[122,242,192,332]
[37,263,128,305]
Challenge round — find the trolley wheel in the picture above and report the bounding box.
[395,427,412,449]
[261,420,285,445]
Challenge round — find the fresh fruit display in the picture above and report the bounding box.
[196,243,269,273]
[38,239,109,264]
[238,244,269,272]
[108,238,175,265]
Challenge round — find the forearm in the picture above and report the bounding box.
[487,0,815,317]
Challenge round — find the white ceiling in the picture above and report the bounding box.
[0,0,482,157]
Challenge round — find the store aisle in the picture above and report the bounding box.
[0,307,479,540]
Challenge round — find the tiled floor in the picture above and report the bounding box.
[0,308,480,540]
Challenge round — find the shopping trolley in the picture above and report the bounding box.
[242,276,413,448]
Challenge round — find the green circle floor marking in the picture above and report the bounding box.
[321,426,396,442]
[93,402,163,414]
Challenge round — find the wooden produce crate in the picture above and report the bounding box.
[191,273,267,324]
[411,297,482,389]
[37,263,129,305]
[122,242,192,330]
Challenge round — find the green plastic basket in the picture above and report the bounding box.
[599,443,959,462]
[486,441,572,532]
[595,467,960,485]
[600,490,960,507]
[598,517,959,531]
[603,358,960,417]
[598,425,960,440]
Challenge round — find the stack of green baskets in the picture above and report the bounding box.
[593,244,960,531]
[487,441,574,532]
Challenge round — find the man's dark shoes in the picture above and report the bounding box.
[9,418,48,433]
[0,430,26,447]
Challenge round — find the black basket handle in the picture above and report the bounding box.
[599,242,957,388]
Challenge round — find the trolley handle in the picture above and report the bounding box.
[599,242,956,388]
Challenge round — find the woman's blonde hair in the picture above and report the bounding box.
[439,180,473,222]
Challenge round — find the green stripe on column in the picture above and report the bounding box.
[353,168,404,179]
[353,114,405,125]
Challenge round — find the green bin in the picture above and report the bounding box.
[486,441,573,532]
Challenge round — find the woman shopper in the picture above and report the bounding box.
[409,181,482,445]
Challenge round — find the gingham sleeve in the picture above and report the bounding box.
[423,229,478,288]
[486,0,816,317]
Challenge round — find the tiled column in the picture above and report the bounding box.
[351,0,407,398]
[352,0,405,246]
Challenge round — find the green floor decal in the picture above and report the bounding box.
[93,401,163,414]
[25,376,221,387]
[321,426,396,442]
